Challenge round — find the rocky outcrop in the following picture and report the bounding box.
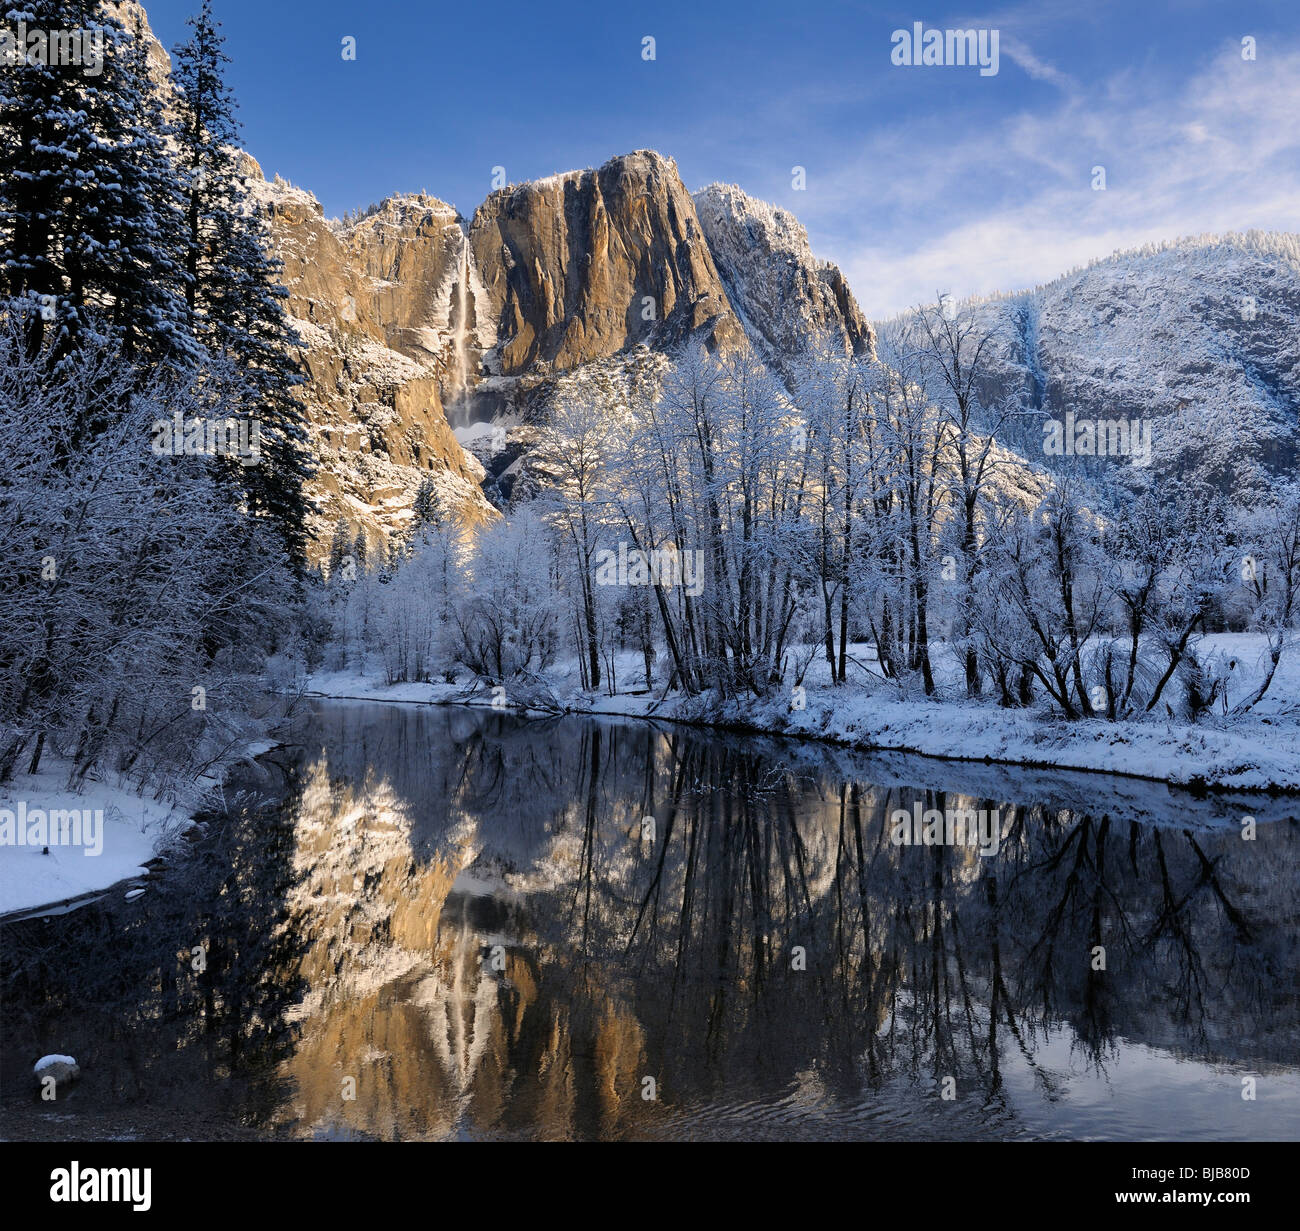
[693,183,874,374]
[959,232,1300,494]
[252,170,495,553]
[340,196,498,400]
[250,150,768,547]
[307,156,883,519]
[256,151,761,545]
[468,151,744,377]
[112,1,496,557]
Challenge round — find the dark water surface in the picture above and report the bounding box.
[3,701,1298,1141]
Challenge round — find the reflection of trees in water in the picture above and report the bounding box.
[7,703,1292,1141]
[0,777,308,1134]
[614,765,1295,1108]
[488,721,1294,1127]
[277,705,1300,1139]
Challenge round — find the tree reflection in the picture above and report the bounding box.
[4,702,1296,1141]
[0,774,307,1136]
[263,704,1298,1139]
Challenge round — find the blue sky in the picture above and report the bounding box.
[141,0,1300,316]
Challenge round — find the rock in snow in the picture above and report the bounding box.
[33,1055,80,1090]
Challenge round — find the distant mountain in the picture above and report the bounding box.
[951,233,1300,494]
[124,0,1300,549]
[256,150,873,539]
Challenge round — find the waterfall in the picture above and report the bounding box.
[448,227,471,411]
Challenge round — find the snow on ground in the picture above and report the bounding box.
[307,633,1300,793]
[0,740,282,919]
[0,762,187,919]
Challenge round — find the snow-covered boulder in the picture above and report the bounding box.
[33,1054,80,1091]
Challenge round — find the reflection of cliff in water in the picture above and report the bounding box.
[0,776,308,1138]
[269,703,1300,1141]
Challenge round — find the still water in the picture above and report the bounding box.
[3,701,1298,1141]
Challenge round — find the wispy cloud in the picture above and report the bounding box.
[999,35,1074,92]
[800,38,1300,317]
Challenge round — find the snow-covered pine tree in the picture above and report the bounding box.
[327,520,353,581]
[412,476,444,530]
[0,0,199,368]
[171,0,313,563]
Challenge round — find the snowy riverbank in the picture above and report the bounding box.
[0,741,279,920]
[307,633,1300,794]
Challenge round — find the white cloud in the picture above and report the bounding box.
[803,41,1300,317]
[999,35,1075,91]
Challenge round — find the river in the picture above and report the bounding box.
[3,700,1298,1141]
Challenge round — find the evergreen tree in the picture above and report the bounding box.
[0,0,198,367]
[171,0,313,563]
[412,476,444,531]
[327,520,351,581]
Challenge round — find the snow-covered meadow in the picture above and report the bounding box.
[0,760,188,919]
[0,739,278,919]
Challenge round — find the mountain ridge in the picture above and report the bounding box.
[118,1,1300,551]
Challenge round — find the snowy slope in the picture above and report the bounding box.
[964,233,1300,492]
[693,183,874,373]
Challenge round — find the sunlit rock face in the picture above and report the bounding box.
[254,173,496,556]
[113,0,886,556]
[468,151,744,377]
[107,2,174,83]
[339,197,498,406]
[693,182,875,375]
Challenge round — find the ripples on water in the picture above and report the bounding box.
[3,701,1298,1141]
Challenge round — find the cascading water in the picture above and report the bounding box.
[441,220,498,429]
[446,226,473,423]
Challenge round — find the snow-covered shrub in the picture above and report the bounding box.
[451,512,561,681]
[0,322,296,791]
